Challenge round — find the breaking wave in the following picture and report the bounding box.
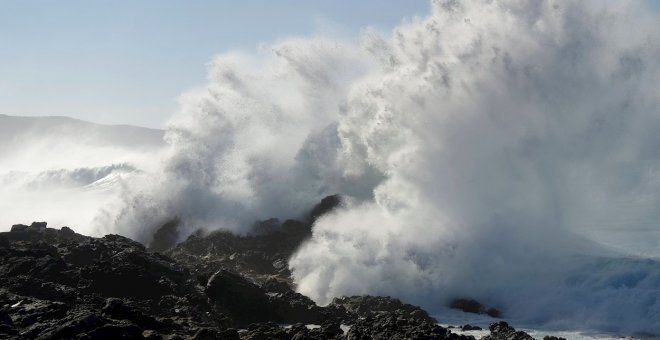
[96,0,660,334]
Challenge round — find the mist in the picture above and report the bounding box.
[0,115,165,235]
[99,40,384,242]
[290,1,660,334]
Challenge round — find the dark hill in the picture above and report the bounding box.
[0,114,164,155]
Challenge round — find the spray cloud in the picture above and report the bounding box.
[101,0,660,334]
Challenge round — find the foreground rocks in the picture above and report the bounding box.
[0,198,544,339]
[0,223,226,339]
[0,221,482,339]
[482,322,535,340]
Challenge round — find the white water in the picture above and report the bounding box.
[436,306,648,339]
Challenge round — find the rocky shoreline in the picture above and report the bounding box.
[0,198,560,339]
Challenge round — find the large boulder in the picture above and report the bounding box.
[267,290,330,325]
[205,269,333,326]
[205,269,274,324]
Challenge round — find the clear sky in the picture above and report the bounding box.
[0,1,429,128]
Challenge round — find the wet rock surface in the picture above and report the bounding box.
[0,223,225,339]
[0,198,540,339]
[329,295,436,324]
[482,321,535,340]
[166,218,311,289]
[162,195,342,290]
[347,311,472,340]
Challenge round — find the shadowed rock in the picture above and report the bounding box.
[166,195,341,290]
[0,205,533,339]
[309,194,341,222]
[347,310,473,340]
[0,225,225,338]
[482,321,534,340]
[331,295,436,324]
[449,298,501,318]
[148,218,181,253]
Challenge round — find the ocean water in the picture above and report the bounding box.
[436,307,647,339]
[580,230,660,260]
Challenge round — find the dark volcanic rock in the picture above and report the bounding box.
[347,311,473,340]
[164,195,343,290]
[240,322,345,340]
[206,269,273,324]
[38,314,144,340]
[0,308,18,338]
[10,224,28,232]
[0,225,225,339]
[167,217,312,287]
[309,194,342,222]
[205,269,334,326]
[101,298,164,330]
[450,299,481,314]
[148,218,181,253]
[321,322,343,337]
[241,322,289,340]
[330,296,474,340]
[0,209,534,340]
[30,222,47,229]
[482,321,534,340]
[330,295,436,324]
[4,223,86,244]
[461,324,482,331]
[71,234,204,304]
[267,289,332,325]
[449,298,501,318]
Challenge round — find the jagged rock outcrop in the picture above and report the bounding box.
[327,295,477,339]
[167,218,311,287]
[0,221,482,339]
[148,218,181,253]
[0,197,542,339]
[329,295,436,324]
[309,194,341,222]
[164,195,343,288]
[346,310,473,340]
[0,224,226,339]
[203,268,343,326]
[482,321,534,340]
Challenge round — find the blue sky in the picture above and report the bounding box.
[0,1,429,128]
